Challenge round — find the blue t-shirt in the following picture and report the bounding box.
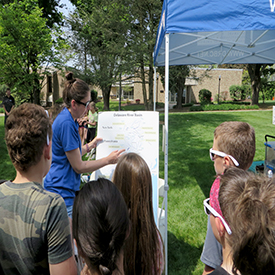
[44,108,81,207]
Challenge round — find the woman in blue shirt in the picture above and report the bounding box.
[44,72,124,217]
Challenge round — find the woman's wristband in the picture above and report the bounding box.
[86,143,91,153]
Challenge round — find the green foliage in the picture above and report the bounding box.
[55,97,63,104]
[68,0,162,110]
[67,0,131,110]
[199,89,212,104]
[0,0,67,105]
[190,103,259,111]
[158,65,191,108]
[229,85,249,100]
[0,108,4,113]
[0,117,16,179]
[259,66,275,101]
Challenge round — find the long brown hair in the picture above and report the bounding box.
[113,153,163,274]
[73,178,129,275]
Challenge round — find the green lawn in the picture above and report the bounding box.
[158,110,273,274]
[1,110,274,274]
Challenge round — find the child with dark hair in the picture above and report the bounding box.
[0,103,76,274]
[205,167,275,275]
[201,121,255,275]
[72,178,129,275]
[113,152,164,275]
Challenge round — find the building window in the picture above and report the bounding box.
[123,87,134,100]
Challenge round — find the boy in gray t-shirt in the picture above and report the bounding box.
[201,121,255,275]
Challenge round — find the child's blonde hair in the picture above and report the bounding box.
[214,121,255,170]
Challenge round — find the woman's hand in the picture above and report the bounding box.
[88,137,102,149]
[106,149,125,164]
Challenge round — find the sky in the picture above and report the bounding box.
[59,0,75,17]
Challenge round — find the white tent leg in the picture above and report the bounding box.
[164,33,169,275]
[154,66,157,111]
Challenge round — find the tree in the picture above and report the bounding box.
[247,64,267,105]
[0,0,66,104]
[158,65,191,109]
[68,0,162,110]
[219,63,272,105]
[0,0,63,28]
[125,0,162,110]
[67,0,130,110]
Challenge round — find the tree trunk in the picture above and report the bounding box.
[140,59,148,110]
[176,80,185,109]
[33,77,41,105]
[148,56,154,111]
[102,87,111,110]
[247,64,265,105]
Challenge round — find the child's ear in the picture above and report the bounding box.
[223,156,233,168]
[215,217,226,236]
[44,142,51,160]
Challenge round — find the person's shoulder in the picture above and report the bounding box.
[211,266,231,275]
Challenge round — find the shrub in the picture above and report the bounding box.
[190,105,203,111]
[199,89,212,104]
[55,97,63,104]
[229,85,247,101]
[190,103,259,112]
[0,107,4,113]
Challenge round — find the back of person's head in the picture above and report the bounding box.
[47,105,62,121]
[90,101,98,112]
[214,121,255,170]
[112,152,161,275]
[219,167,275,275]
[72,178,129,275]
[63,72,90,108]
[5,103,52,172]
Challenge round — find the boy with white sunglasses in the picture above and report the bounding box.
[201,121,255,275]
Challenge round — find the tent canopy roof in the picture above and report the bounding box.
[154,0,275,66]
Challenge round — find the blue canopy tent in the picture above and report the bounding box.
[153,1,275,273]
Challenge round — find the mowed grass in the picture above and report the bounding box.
[0,117,16,180]
[0,109,274,274]
[158,110,273,275]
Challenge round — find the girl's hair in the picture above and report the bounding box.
[63,72,90,108]
[5,103,52,172]
[72,178,129,275]
[219,167,275,275]
[112,153,163,275]
[90,101,98,112]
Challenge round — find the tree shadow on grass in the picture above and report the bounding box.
[162,112,243,197]
[168,230,203,275]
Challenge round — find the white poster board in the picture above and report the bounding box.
[273,106,275,125]
[95,111,159,224]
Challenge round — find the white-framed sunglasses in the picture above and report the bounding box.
[209,148,239,167]
[203,198,232,235]
[45,110,50,146]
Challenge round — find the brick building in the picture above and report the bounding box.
[42,68,243,105]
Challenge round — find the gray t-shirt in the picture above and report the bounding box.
[200,216,223,268]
